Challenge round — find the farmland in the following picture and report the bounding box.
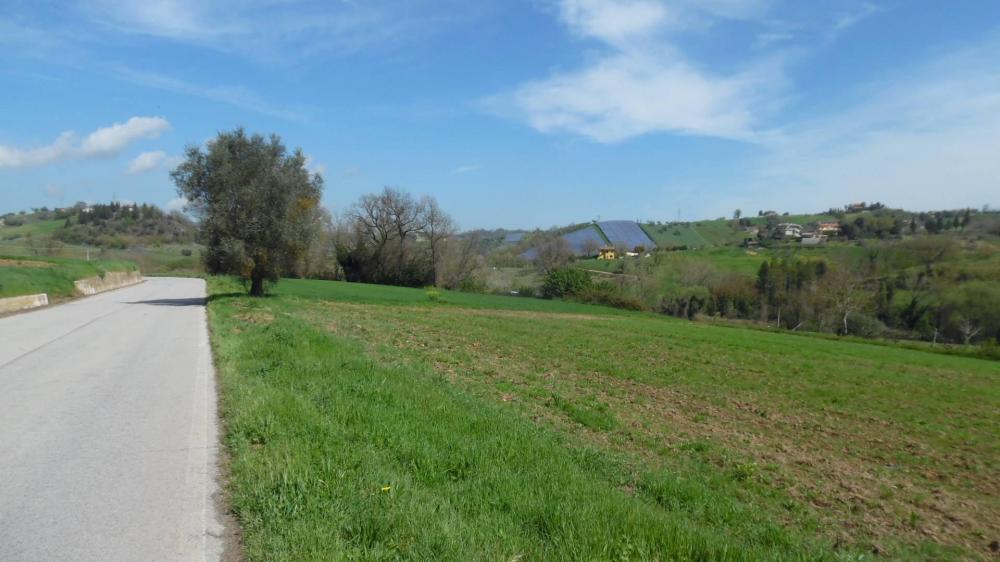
[208,277,999,561]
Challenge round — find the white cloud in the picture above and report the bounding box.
[0,116,170,170]
[80,116,170,157]
[165,196,188,212]
[492,0,784,143]
[452,165,479,174]
[558,0,672,45]
[126,150,167,174]
[720,38,1000,215]
[0,131,77,168]
[303,155,327,178]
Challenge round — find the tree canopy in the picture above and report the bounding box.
[171,128,323,296]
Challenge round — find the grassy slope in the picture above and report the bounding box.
[0,218,65,239]
[642,214,839,249]
[208,278,999,561]
[0,256,137,298]
[0,213,202,275]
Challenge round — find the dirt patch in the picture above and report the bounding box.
[0,258,55,268]
[233,311,274,325]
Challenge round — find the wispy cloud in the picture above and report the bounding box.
[0,116,170,169]
[489,0,785,143]
[829,2,881,39]
[79,0,491,62]
[115,67,308,121]
[452,165,479,174]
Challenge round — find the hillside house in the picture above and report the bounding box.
[775,223,803,239]
[597,246,617,260]
[817,221,841,235]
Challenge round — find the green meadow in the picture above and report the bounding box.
[207,277,999,561]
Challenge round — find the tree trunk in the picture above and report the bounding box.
[841,310,849,336]
[250,274,265,297]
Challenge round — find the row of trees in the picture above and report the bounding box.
[171,129,476,296]
[333,187,477,289]
[602,236,999,345]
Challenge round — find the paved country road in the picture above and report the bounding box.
[0,277,226,562]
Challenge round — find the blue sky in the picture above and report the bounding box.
[1,1,999,229]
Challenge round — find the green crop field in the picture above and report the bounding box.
[207,277,999,561]
[0,256,137,299]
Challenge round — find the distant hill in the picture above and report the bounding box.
[2,203,197,250]
[1,203,202,274]
[499,205,994,259]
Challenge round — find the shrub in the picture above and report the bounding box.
[511,285,536,298]
[457,277,486,294]
[181,248,193,257]
[541,267,593,299]
[574,282,645,311]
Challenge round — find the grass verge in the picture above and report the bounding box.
[0,255,137,298]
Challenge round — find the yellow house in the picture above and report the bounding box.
[597,246,617,260]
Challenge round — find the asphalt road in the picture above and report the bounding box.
[0,277,225,562]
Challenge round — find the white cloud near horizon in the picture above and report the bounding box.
[126,150,167,174]
[165,196,188,212]
[712,38,1000,216]
[492,0,785,143]
[0,116,170,169]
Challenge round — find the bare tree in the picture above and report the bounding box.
[382,188,427,281]
[422,195,456,285]
[348,191,395,279]
[532,233,573,274]
[819,266,872,336]
[437,233,482,290]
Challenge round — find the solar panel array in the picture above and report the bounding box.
[503,232,525,244]
[597,220,655,250]
[519,225,607,260]
[563,226,607,255]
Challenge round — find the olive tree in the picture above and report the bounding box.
[171,128,323,296]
